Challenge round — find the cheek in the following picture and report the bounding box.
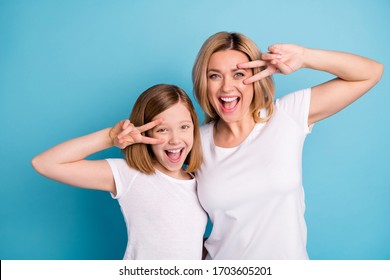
[207,86,219,105]
[241,85,254,101]
[185,132,194,147]
[150,132,167,142]
[150,141,165,156]
[207,81,220,95]
[238,82,253,92]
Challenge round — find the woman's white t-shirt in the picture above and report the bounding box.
[106,158,207,260]
[197,88,312,260]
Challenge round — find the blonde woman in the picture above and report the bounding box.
[192,32,383,259]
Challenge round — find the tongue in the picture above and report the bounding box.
[223,100,238,110]
[167,151,181,161]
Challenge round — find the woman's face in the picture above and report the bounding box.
[207,49,254,124]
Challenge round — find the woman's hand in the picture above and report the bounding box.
[109,119,164,149]
[238,44,306,84]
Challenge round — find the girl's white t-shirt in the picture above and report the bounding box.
[197,88,312,260]
[106,158,207,260]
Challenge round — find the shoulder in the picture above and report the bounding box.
[200,122,214,137]
[275,88,311,110]
[105,158,129,171]
[105,158,140,182]
[105,158,142,199]
[273,88,313,134]
[200,122,214,132]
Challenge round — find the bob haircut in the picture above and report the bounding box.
[123,84,203,174]
[192,31,275,123]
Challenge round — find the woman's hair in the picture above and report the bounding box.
[192,31,275,123]
[123,84,203,174]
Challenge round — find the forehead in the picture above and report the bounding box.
[208,50,249,70]
[153,102,192,122]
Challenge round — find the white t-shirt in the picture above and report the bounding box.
[106,158,207,260]
[197,88,312,260]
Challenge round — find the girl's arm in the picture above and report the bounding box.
[31,127,117,194]
[238,44,384,126]
[31,119,163,195]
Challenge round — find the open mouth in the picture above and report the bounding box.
[219,96,240,112]
[165,148,184,163]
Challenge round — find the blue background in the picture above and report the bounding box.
[1,0,389,260]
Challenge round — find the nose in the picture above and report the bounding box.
[222,76,234,92]
[168,130,180,145]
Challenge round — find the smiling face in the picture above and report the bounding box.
[147,102,194,179]
[207,50,255,124]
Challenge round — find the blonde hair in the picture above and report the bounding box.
[192,31,275,123]
[123,84,203,174]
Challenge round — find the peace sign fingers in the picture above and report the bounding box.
[137,118,163,134]
[113,119,164,149]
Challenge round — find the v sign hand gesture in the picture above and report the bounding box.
[109,119,164,149]
[238,44,306,84]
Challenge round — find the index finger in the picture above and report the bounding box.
[237,60,267,69]
[138,118,164,133]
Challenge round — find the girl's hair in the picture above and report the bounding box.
[123,84,203,174]
[192,31,275,123]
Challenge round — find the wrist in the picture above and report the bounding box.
[301,47,313,69]
[105,127,115,147]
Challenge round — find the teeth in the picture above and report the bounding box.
[220,97,238,102]
[166,148,181,153]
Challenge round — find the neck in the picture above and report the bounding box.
[154,164,192,180]
[214,117,256,148]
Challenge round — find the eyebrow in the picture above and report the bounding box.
[207,68,248,73]
[155,119,192,126]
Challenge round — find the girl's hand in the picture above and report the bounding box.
[238,44,306,84]
[109,119,164,149]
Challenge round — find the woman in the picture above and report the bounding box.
[192,32,383,259]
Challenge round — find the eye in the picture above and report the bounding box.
[156,128,168,133]
[234,72,245,78]
[208,73,220,79]
[181,124,191,130]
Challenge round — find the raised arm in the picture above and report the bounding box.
[238,44,384,125]
[31,127,117,194]
[299,47,383,125]
[31,119,163,195]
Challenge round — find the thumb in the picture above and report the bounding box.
[274,60,295,74]
[122,119,131,129]
[268,44,283,54]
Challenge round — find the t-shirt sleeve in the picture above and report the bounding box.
[105,158,138,199]
[275,88,313,135]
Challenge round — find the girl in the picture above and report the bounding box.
[32,84,207,260]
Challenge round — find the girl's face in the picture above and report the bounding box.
[148,102,194,179]
[207,50,254,124]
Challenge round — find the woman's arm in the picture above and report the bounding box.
[31,119,163,195]
[301,48,383,125]
[238,44,384,126]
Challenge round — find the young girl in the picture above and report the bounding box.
[31,84,207,260]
